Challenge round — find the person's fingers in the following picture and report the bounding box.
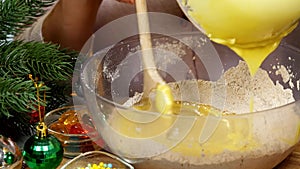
[116,0,135,4]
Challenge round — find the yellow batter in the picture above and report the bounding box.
[113,100,257,156]
[186,0,300,75]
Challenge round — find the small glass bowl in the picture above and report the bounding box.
[0,135,23,169]
[44,105,102,158]
[60,151,134,169]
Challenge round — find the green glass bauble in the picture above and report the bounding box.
[23,134,64,169]
[3,151,15,165]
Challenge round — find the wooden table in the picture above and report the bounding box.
[275,143,300,169]
[58,143,300,169]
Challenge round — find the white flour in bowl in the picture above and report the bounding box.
[102,61,299,169]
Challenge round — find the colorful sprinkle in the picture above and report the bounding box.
[78,162,117,169]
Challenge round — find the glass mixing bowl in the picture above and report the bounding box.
[78,24,300,169]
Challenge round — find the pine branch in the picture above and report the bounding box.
[0,0,56,40]
[46,79,73,111]
[0,0,80,139]
[0,41,75,81]
[0,76,49,118]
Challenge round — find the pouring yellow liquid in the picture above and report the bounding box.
[186,0,300,76]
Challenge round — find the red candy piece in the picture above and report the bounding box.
[69,123,87,134]
[29,106,45,124]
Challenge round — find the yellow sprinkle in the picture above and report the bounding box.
[92,164,98,169]
[99,162,104,166]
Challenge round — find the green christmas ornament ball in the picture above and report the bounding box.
[3,151,15,165]
[23,122,64,169]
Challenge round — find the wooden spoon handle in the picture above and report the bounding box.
[135,0,165,95]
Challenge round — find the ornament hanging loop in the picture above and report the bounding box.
[36,122,48,138]
[28,74,46,123]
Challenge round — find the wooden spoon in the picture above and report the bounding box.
[135,0,174,113]
[135,0,221,144]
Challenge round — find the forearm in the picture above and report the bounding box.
[42,0,102,51]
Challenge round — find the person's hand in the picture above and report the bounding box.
[43,0,136,51]
[43,0,103,51]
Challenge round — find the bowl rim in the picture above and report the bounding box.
[60,151,134,169]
